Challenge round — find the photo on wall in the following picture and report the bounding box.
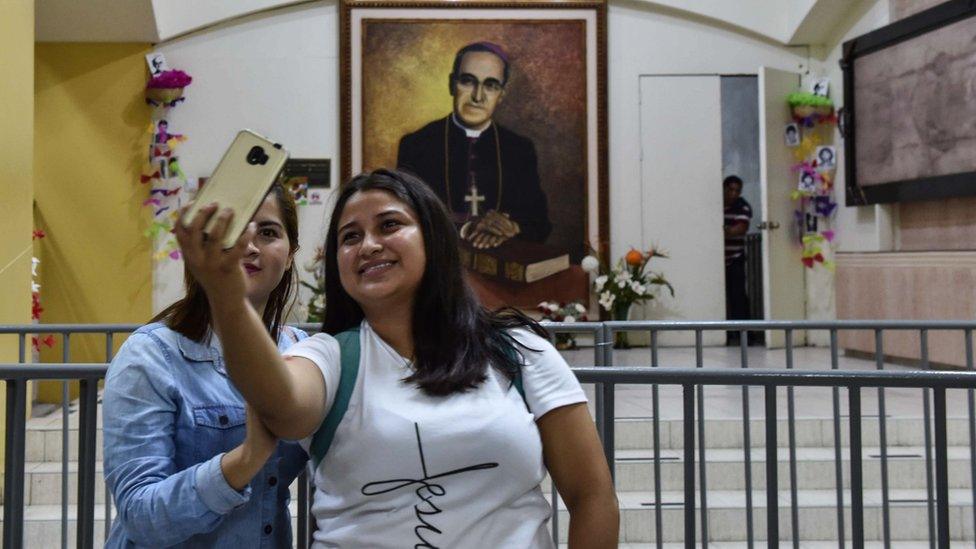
[341,0,608,310]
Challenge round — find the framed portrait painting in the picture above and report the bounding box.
[341,0,608,310]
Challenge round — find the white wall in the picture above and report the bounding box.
[151,0,339,314]
[608,2,809,331]
[144,0,889,332]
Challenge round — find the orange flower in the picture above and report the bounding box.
[625,249,643,266]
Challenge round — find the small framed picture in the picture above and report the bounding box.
[145,52,168,77]
[785,123,800,147]
[281,158,331,206]
[810,77,830,97]
[798,171,818,194]
[815,146,836,169]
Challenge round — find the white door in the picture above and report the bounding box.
[639,75,725,346]
[758,67,806,347]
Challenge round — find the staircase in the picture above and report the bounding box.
[4,402,973,546]
[548,416,974,544]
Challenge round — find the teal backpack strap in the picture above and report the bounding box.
[513,371,526,402]
[308,328,360,468]
[504,342,529,408]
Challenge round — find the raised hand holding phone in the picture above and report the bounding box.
[179,130,288,249]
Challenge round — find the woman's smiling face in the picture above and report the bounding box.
[335,189,427,310]
[241,194,293,311]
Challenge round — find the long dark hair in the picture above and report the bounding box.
[322,168,547,396]
[153,182,300,343]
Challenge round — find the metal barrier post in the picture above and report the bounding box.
[933,387,950,549]
[740,333,754,548]
[873,329,891,548]
[650,330,663,549]
[77,378,99,549]
[765,385,779,548]
[4,379,28,549]
[683,383,696,549]
[921,329,936,549]
[829,329,845,547]
[694,330,709,547]
[784,329,799,549]
[62,333,71,549]
[965,328,976,538]
[104,332,115,543]
[849,387,864,549]
[594,326,607,458]
[602,325,615,481]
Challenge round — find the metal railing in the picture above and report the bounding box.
[2,320,976,548]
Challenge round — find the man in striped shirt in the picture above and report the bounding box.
[724,175,753,345]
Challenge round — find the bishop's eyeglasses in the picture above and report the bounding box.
[453,73,505,95]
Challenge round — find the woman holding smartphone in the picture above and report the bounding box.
[103,183,307,548]
[175,169,618,547]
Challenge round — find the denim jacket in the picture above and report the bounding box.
[103,322,309,548]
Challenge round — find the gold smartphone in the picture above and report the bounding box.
[180,130,289,249]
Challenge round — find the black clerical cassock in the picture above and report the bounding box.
[397,116,552,242]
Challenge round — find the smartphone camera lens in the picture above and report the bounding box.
[246,146,270,166]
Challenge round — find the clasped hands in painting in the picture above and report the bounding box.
[460,209,521,249]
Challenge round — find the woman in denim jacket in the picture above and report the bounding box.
[103,183,308,548]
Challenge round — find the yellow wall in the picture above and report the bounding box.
[0,0,35,489]
[34,43,153,402]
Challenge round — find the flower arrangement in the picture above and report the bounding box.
[787,92,835,126]
[537,301,588,349]
[301,246,326,323]
[582,247,674,347]
[146,70,193,106]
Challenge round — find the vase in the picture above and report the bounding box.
[611,302,632,349]
[792,104,815,118]
[146,87,184,104]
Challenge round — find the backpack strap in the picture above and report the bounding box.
[308,328,360,468]
[504,342,529,409]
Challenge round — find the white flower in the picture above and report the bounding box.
[537,301,549,309]
[594,275,608,292]
[630,281,645,295]
[564,315,576,323]
[31,281,40,293]
[581,255,599,273]
[617,279,628,289]
[31,257,40,277]
[548,303,559,312]
[312,294,325,309]
[599,291,615,311]
[574,303,587,314]
[617,270,633,283]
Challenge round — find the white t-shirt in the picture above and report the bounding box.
[283,321,587,548]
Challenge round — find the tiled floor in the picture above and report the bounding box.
[559,344,973,420]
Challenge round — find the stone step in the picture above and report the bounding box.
[548,489,974,543]
[0,503,302,548]
[615,416,973,450]
[544,446,976,492]
[11,490,966,545]
[559,541,929,549]
[25,415,971,464]
[28,442,969,506]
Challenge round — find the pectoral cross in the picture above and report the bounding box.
[464,183,485,217]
